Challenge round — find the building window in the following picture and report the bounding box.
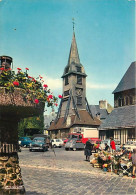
[118,98,124,107]
[76,66,81,73]
[130,96,133,105]
[77,75,82,85]
[64,90,69,96]
[77,97,82,105]
[126,96,129,105]
[65,76,69,85]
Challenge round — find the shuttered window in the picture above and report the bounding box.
[76,66,81,72]
[77,75,82,85]
[64,90,69,96]
[77,97,82,105]
[65,76,69,85]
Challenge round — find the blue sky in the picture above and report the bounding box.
[0,0,135,113]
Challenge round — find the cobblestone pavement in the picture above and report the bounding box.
[19,147,136,195]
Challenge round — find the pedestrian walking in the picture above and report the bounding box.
[84,139,93,161]
[110,137,116,152]
[132,148,136,178]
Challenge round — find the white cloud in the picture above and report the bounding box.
[44,76,62,90]
[87,82,116,89]
[42,76,116,90]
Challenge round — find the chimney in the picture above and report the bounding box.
[99,100,107,109]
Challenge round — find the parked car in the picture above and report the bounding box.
[124,141,136,151]
[65,139,84,151]
[18,137,32,147]
[51,139,63,148]
[100,139,120,151]
[29,137,48,152]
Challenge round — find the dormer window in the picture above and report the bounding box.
[77,75,82,85]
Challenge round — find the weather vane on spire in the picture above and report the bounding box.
[72,18,75,32]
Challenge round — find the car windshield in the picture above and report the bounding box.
[33,137,44,142]
[25,137,31,140]
[69,135,78,139]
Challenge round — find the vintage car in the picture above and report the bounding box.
[65,139,84,151]
[51,139,63,148]
[29,137,48,152]
[18,137,32,147]
[124,141,136,151]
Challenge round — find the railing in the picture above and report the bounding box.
[0,144,19,153]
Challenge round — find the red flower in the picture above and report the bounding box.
[13,81,19,86]
[48,95,53,99]
[25,68,29,70]
[43,84,48,88]
[17,68,21,71]
[58,95,62,98]
[34,99,39,104]
[54,103,58,107]
[28,76,32,79]
[0,67,5,71]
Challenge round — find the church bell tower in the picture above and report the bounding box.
[60,31,87,117]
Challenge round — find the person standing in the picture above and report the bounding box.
[104,143,109,151]
[110,137,116,152]
[84,139,93,161]
[132,148,136,178]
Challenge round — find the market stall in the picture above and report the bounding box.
[91,150,133,177]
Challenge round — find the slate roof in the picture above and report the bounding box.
[48,110,101,131]
[113,61,136,94]
[89,105,109,120]
[99,105,136,130]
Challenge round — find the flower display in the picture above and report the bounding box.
[0,67,58,107]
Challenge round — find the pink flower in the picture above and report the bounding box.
[48,95,53,99]
[25,68,29,70]
[43,84,48,88]
[58,95,62,98]
[34,99,39,104]
[13,81,19,86]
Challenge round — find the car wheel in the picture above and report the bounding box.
[65,148,69,151]
[29,149,32,152]
[53,144,56,148]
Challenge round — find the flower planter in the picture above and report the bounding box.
[0,87,45,194]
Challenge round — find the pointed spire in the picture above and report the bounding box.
[68,32,80,65]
